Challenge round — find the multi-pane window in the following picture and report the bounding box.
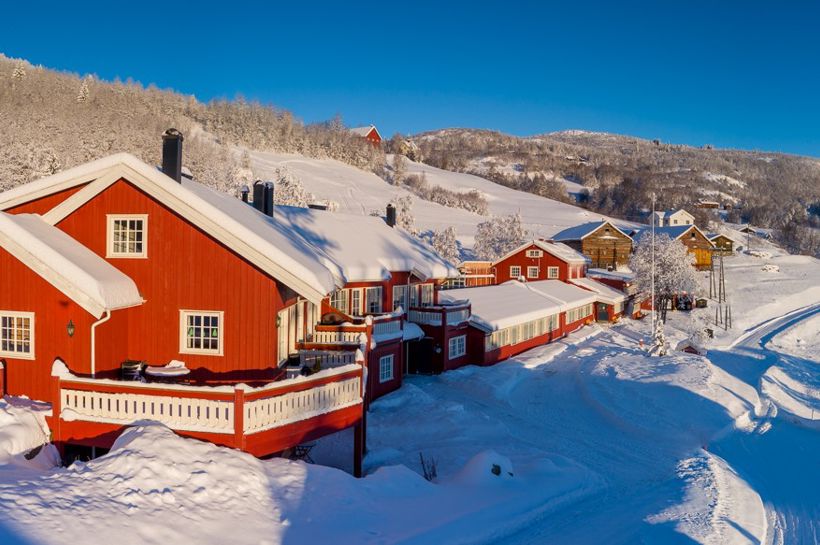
[547,266,560,279]
[510,266,521,278]
[350,289,362,316]
[525,249,543,258]
[0,312,34,359]
[107,215,147,258]
[379,354,394,383]
[527,266,539,278]
[392,285,409,311]
[420,284,434,306]
[180,311,223,355]
[329,289,349,315]
[448,335,466,359]
[366,287,383,314]
[409,284,420,308]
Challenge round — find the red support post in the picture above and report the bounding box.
[233,387,245,451]
[51,372,63,455]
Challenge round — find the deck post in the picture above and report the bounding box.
[51,372,62,455]
[233,386,245,451]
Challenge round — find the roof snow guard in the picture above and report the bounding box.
[0,213,144,318]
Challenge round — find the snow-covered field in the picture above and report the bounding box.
[0,236,817,544]
[250,152,635,251]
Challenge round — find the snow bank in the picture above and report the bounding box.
[0,398,53,465]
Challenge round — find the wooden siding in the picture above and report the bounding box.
[679,228,714,269]
[577,224,632,269]
[3,184,88,215]
[53,179,293,382]
[494,243,581,284]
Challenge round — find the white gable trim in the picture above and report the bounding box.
[674,225,715,247]
[0,155,330,305]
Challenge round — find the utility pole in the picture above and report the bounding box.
[651,192,656,334]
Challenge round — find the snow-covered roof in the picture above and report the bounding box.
[0,153,340,304]
[637,225,714,246]
[569,277,626,305]
[349,125,380,138]
[439,282,563,332]
[707,232,738,244]
[523,280,598,312]
[271,206,459,283]
[551,221,632,242]
[0,213,143,318]
[655,209,694,220]
[492,240,587,266]
[587,268,635,282]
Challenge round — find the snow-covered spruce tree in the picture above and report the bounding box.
[473,213,527,260]
[391,153,407,185]
[629,233,701,321]
[393,194,417,235]
[431,226,460,264]
[270,166,314,208]
[649,319,668,356]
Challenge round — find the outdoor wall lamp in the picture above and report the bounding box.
[67,319,75,338]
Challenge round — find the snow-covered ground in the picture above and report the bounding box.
[250,152,635,251]
[0,235,817,544]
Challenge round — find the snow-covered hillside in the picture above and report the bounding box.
[251,151,635,252]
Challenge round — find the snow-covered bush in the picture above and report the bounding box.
[473,213,527,260]
[629,233,700,321]
[429,226,460,264]
[270,166,314,208]
[393,194,417,234]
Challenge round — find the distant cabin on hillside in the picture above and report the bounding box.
[653,209,694,227]
[708,233,736,256]
[551,221,633,270]
[638,225,715,269]
[695,200,720,210]
[349,125,382,146]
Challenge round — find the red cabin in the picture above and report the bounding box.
[349,125,382,147]
[492,240,588,284]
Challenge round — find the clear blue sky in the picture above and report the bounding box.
[2,1,819,156]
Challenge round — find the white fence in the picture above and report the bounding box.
[408,310,442,326]
[244,376,361,433]
[446,308,470,325]
[60,387,234,433]
[312,329,367,345]
[299,349,357,369]
[373,319,402,336]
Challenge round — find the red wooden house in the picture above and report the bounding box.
[349,125,382,146]
[439,280,595,366]
[492,240,588,284]
[0,133,452,471]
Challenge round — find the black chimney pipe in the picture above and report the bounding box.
[162,128,183,183]
[239,185,250,203]
[386,203,397,227]
[252,180,275,217]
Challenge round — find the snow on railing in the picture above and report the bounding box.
[60,385,235,433]
[408,309,442,326]
[446,308,471,325]
[372,318,402,336]
[311,329,367,344]
[299,349,357,369]
[243,375,361,434]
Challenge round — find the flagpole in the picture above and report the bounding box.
[651,192,656,334]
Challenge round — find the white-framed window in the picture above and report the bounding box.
[547,266,560,279]
[525,249,543,258]
[448,335,466,359]
[180,310,223,355]
[379,354,394,383]
[350,289,362,316]
[0,311,34,359]
[420,284,434,306]
[409,284,420,307]
[107,214,148,258]
[527,266,539,278]
[392,285,409,311]
[510,266,521,278]
[366,287,383,314]
[329,289,349,314]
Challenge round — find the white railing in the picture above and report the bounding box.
[409,310,442,326]
[244,377,361,433]
[446,308,471,325]
[311,329,367,344]
[60,387,234,433]
[299,349,357,369]
[373,319,402,336]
